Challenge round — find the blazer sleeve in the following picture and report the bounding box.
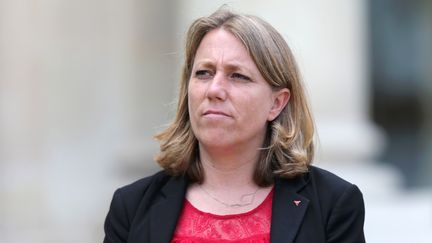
[104,189,129,243]
[326,184,366,243]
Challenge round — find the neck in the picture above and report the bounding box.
[198,144,260,189]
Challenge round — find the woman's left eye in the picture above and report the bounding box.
[231,73,251,81]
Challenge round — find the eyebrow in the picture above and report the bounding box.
[194,61,214,69]
[194,60,251,74]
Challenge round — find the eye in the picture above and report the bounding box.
[194,70,213,79]
[231,72,251,82]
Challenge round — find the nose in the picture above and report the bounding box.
[206,73,227,101]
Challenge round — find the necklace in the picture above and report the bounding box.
[199,185,260,208]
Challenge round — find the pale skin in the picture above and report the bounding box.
[187,28,290,215]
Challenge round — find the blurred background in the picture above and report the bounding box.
[0,0,431,242]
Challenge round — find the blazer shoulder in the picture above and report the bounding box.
[118,170,171,194]
[308,165,356,193]
[104,170,176,242]
[115,170,171,202]
[307,166,365,242]
[306,165,364,211]
[112,170,173,217]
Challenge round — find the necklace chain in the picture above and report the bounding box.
[199,185,260,208]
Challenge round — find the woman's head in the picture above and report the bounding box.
[155,8,314,186]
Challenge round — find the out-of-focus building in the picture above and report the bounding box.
[0,1,431,242]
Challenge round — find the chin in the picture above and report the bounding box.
[198,135,235,150]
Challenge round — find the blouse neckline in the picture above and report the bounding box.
[184,187,274,219]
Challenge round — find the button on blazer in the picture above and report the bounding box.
[103,166,366,243]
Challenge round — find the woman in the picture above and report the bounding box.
[103,8,365,243]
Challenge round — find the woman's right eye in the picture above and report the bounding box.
[195,70,212,79]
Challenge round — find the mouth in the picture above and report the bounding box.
[203,110,231,117]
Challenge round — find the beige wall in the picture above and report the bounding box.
[0,1,176,242]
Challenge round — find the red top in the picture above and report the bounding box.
[172,189,273,243]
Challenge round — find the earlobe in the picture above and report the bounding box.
[268,88,290,121]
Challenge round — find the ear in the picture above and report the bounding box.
[267,88,290,121]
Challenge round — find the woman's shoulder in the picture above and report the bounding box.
[110,170,179,212]
[104,170,184,242]
[277,165,363,204]
[114,170,173,200]
[305,166,365,241]
[307,165,354,190]
[306,165,364,208]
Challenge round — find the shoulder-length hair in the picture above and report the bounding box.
[155,8,314,186]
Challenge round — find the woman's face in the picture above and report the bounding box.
[188,28,289,153]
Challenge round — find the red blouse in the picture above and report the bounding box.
[172,189,273,243]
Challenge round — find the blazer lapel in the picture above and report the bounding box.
[270,175,310,243]
[149,175,188,243]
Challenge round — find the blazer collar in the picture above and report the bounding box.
[270,173,310,243]
[149,175,188,243]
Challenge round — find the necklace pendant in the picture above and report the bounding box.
[199,184,260,208]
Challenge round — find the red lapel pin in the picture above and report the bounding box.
[293,200,301,206]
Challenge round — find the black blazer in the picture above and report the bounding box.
[103,166,365,243]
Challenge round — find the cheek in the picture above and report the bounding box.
[188,83,205,120]
[244,92,273,118]
[236,99,270,131]
[188,84,198,110]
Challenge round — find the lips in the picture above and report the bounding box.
[203,109,231,117]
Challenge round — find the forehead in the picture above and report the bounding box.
[193,28,253,65]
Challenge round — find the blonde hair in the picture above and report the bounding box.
[155,8,314,186]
